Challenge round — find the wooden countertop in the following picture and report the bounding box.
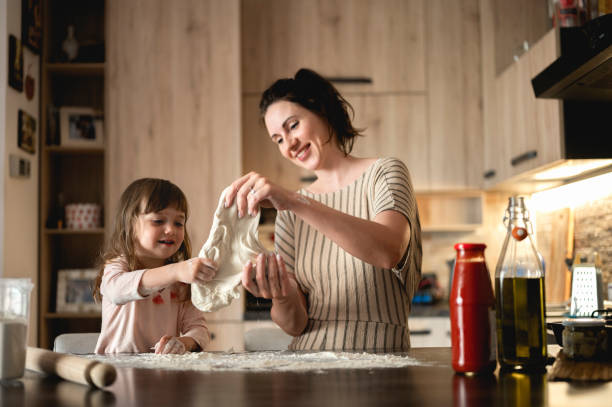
[6,348,612,406]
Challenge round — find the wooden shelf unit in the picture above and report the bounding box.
[415,190,484,233]
[39,0,106,349]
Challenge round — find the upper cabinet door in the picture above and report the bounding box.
[426,0,483,190]
[521,30,563,171]
[349,94,429,191]
[241,0,425,93]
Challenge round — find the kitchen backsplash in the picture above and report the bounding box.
[420,185,611,304]
[573,191,612,289]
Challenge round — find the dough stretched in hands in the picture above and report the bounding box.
[191,187,267,312]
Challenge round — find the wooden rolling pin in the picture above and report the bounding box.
[26,347,116,388]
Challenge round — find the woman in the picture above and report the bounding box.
[225,68,422,351]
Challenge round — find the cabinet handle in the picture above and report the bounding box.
[326,77,373,84]
[409,329,432,336]
[483,169,496,179]
[511,150,538,166]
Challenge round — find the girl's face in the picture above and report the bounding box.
[133,205,185,268]
[264,100,336,171]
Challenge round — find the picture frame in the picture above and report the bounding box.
[18,109,36,154]
[8,34,24,91]
[21,0,42,54]
[59,107,104,147]
[56,269,100,313]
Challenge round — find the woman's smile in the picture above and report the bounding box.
[295,143,311,161]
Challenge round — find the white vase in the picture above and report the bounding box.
[62,25,79,61]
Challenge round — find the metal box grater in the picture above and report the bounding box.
[570,264,604,317]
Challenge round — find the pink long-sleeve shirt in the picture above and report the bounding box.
[95,260,210,354]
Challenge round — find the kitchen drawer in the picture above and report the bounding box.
[205,322,244,352]
[409,316,451,348]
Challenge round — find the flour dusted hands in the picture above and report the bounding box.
[154,335,186,354]
[174,258,217,285]
[225,172,296,218]
[242,253,293,300]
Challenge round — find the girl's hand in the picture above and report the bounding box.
[224,172,294,218]
[175,258,217,285]
[241,253,292,300]
[154,335,187,354]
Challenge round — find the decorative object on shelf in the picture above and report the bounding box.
[56,269,100,313]
[18,109,36,154]
[46,192,65,229]
[65,203,101,230]
[59,107,104,147]
[61,24,79,62]
[46,104,59,145]
[21,0,42,54]
[8,35,24,92]
[25,63,35,100]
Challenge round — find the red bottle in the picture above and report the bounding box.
[450,243,496,374]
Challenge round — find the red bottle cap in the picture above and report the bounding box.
[454,243,487,251]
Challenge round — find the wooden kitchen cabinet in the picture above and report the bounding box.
[206,322,245,352]
[425,0,483,190]
[349,94,429,190]
[241,0,425,94]
[39,0,106,349]
[482,12,564,188]
[506,29,563,178]
[409,316,451,348]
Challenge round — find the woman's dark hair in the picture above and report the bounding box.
[259,68,364,155]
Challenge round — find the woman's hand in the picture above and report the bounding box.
[225,172,295,218]
[174,258,217,285]
[241,253,292,300]
[154,335,187,354]
[242,253,308,336]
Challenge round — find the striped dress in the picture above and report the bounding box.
[274,157,422,351]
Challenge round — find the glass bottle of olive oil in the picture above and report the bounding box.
[495,196,547,371]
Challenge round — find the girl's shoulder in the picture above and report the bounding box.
[104,256,129,271]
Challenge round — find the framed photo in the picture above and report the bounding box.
[59,107,104,147]
[8,34,24,91]
[18,109,36,154]
[56,269,100,313]
[21,0,42,54]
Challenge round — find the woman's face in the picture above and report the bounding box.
[264,100,335,171]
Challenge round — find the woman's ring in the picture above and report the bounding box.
[250,188,256,195]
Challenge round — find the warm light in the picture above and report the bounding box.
[530,171,612,212]
[532,160,612,181]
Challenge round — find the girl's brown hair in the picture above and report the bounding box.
[93,178,192,302]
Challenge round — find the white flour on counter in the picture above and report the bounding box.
[88,351,432,372]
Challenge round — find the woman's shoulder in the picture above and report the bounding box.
[369,157,409,177]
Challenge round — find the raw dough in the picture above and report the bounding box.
[191,187,267,312]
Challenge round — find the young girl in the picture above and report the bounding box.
[94,178,217,354]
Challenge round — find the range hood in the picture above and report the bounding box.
[532,14,612,100]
